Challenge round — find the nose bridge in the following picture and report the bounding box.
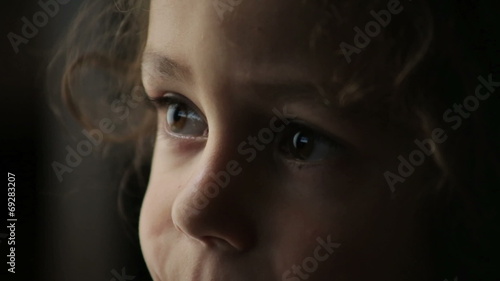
[187,142,246,215]
[170,38,278,249]
[171,118,263,251]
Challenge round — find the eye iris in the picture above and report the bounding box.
[291,130,314,160]
[167,103,187,132]
[278,122,341,162]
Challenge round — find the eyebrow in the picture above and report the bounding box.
[142,51,191,81]
[141,51,337,109]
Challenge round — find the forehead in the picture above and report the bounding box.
[146,0,338,80]
[144,0,402,119]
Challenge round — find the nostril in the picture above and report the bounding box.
[200,236,246,252]
[171,204,238,250]
[170,173,257,253]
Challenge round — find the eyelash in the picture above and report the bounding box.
[148,93,345,163]
[148,93,208,139]
[148,93,189,110]
[276,121,345,163]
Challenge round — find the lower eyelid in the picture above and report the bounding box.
[157,112,208,141]
[156,124,207,147]
[280,157,326,170]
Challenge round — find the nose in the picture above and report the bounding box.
[171,126,260,252]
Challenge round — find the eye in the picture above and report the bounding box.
[150,93,208,138]
[278,122,343,162]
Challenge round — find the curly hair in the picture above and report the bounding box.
[49,0,500,280]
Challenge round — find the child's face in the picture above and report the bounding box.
[140,0,437,280]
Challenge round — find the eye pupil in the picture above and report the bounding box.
[172,105,182,121]
[291,130,314,160]
[278,123,341,163]
[167,104,187,132]
[162,99,207,137]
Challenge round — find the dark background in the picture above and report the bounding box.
[1,1,150,280]
[3,1,498,281]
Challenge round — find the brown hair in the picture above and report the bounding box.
[49,0,500,279]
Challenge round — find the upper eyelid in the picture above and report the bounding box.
[151,95,345,147]
[285,120,349,150]
[275,125,344,165]
[148,91,351,153]
[151,93,208,123]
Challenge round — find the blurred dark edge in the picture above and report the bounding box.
[0,1,150,281]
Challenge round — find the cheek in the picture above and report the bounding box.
[138,132,207,245]
[139,157,184,251]
[271,161,417,253]
[139,171,185,277]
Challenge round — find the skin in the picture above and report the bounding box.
[139,0,439,280]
